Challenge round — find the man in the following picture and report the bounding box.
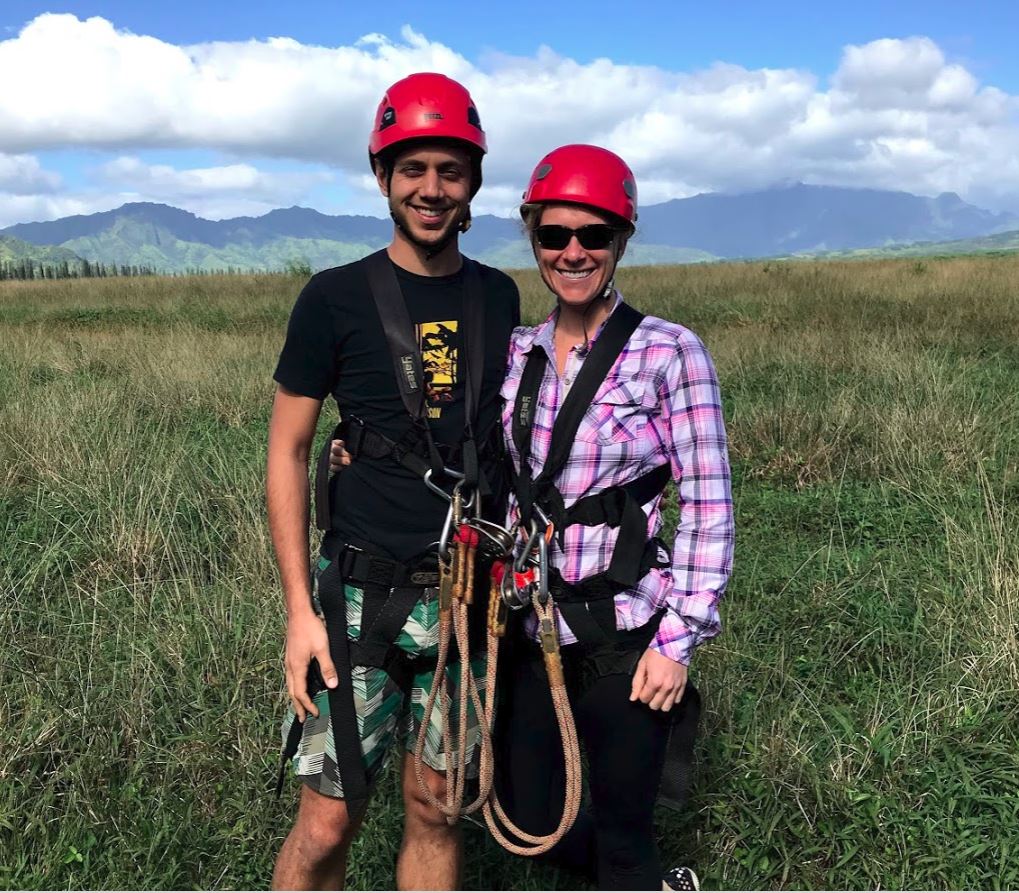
[267,73,520,890]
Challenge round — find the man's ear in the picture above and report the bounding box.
[373,157,390,197]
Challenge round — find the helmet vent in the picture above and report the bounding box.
[534,163,553,181]
[622,178,636,198]
[467,106,483,129]
[379,107,397,130]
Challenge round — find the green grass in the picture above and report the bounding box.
[2,256,1017,889]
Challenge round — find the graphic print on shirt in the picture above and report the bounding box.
[418,320,458,418]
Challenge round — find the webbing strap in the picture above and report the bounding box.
[512,302,645,525]
[315,422,344,532]
[316,560,370,818]
[364,251,444,479]
[460,259,485,487]
[365,251,427,422]
[355,584,424,669]
[314,252,489,533]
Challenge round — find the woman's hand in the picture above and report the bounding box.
[630,648,688,711]
[328,439,352,473]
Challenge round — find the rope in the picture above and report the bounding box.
[413,528,493,822]
[413,533,583,855]
[479,591,582,855]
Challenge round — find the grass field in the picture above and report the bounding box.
[2,255,1018,890]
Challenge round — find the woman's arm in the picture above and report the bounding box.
[653,329,735,667]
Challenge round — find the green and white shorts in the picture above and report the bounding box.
[281,558,487,799]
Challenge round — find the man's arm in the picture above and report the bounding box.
[267,385,339,722]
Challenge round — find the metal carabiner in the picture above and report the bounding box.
[500,563,533,611]
[535,527,550,605]
[513,504,552,574]
[422,466,466,503]
[465,518,516,561]
[437,498,457,563]
[514,520,541,574]
[423,466,480,524]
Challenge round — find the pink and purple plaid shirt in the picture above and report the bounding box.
[502,294,734,666]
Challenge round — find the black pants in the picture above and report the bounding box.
[495,625,672,891]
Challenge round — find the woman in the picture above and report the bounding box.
[491,145,733,891]
[332,145,733,890]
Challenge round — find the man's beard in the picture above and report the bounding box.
[390,199,464,253]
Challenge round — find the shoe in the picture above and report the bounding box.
[662,866,700,891]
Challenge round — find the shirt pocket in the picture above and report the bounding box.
[576,379,657,445]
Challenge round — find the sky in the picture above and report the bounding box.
[2,1,1019,227]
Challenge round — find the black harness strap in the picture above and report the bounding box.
[276,547,444,800]
[314,252,488,532]
[364,251,444,479]
[316,557,370,817]
[460,259,485,488]
[512,303,645,527]
[510,302,675,646]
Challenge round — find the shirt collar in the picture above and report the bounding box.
[530,290,625,360]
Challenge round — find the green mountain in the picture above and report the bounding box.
[44,215,717,272]
[60,216,387,272]
[0,234,84,266]
[4,186,1017,274]
[796,228,1019,260]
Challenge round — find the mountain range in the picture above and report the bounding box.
[2,183,1017,273]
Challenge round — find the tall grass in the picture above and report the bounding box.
[2,256,1017,889]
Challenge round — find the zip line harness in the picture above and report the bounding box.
[277,259,690,852]
[510,301,672,646]
[279,249,487,821]
[276,250,578,845]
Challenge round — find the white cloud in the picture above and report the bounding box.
[1,16,1019,216]
[0,153,61,194]
[95,156,333,217]
[0,193,118,229]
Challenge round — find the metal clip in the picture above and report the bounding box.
[500,565,532,611]
[535,528,549,605]
[422,466,465,503]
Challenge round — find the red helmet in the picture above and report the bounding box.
[369,72,487,159]
[521,145,637,228]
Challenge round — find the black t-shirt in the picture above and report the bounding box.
[274,252,520,561]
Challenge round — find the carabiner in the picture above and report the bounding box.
[513,504,552,575]
[422,466,466,503]
[500,563,533,611]
[465,518,516,561]
[437,497,457,563]
[535,528,550,605]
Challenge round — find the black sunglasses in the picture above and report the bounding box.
[534,224,619,251]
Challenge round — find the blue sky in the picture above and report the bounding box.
[5,0,1018,88]
[2,1,1019,225]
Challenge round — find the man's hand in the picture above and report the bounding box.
[328,439,351,473]
[285,609,338,722]
[630,648,688,711]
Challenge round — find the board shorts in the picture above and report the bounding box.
[280,557,487,799]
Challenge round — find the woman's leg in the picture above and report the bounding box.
[494,649,596,877]
[574,669,673,890]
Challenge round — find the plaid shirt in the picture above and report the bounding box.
[502,294,734,666]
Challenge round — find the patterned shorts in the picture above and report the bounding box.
[281,557,487,799]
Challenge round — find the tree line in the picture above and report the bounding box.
[0,259,273,281]
[0,258,159,281]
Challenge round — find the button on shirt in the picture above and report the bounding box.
[502,294,734,666]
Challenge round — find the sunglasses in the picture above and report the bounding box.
[534,224,620,251]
